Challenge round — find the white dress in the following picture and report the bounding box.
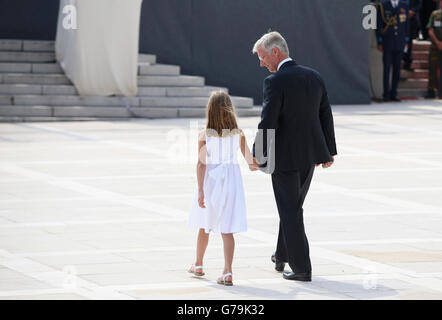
[188,133,247,234]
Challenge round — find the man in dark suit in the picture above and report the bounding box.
[251,31,337,282]
[403,0,422,70]
[420,0,438,40]
[376,0,410,101]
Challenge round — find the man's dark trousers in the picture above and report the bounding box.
[383,50,403,99]
[272,165,315,273]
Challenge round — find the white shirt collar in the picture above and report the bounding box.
[277,57,293,71]
[391,0,398,7]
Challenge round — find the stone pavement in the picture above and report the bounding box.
[0,100,442,300]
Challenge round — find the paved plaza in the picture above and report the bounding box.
[0,100,442,300]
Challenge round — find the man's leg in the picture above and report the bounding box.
[391,50,403,99]
[403,23,414,69]
[271,165,315,273]
[426,46,438,98]
[383,51,392,100]
[275,221,288,262]
[437,51,442,99]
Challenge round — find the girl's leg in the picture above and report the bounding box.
[221,233,234,280]
[195,228,209,266]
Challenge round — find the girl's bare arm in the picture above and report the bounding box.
[240,130,255,167]
[197,131,207,207]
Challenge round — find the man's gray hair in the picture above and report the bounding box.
[252,31,289,55]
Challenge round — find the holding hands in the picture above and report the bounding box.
[316,156,334,168]
[248,157,259,171]
[248,156,335,171]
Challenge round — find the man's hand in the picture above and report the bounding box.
[198,189,205,208]
[316,156,334,168]
[377,45,383,52]
[437,41,442,51]
[409,10,415,19]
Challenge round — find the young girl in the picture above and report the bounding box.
[188,91,256,286]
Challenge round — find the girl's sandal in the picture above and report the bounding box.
[188,265,205,276]
[217,272,233,286]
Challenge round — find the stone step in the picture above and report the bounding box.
[397,88,428,98]
[0,73,206,87]
[0,73,71,85]
[398,78,428,89]
[237,107,262,117]
[412,51,429,60]
[0,116,111,122]
[138,54,156,64]
[400,69,428,79]
[0,94,139,107]
[0,84,44,95]
[0,105,261,119]
[139,96,253,108]
[137,86,228,97]
[0,51,55,63]
[54,106,184,118]
[411,60,429,69]
[137,75,204,87]
[0,94,253,108]
[0,62,32,73]
[0,62,181,76]
[0,49,156,66]
[0,84,227,97]
[0,105,52,117]
[412,40,431,51]
[0,39,257,119]
[0,62,63,73]
[53,106,132,118]
[165,86,228,97]
[0,105,130,118]
[0,39,55,52]
[138,63,180,75]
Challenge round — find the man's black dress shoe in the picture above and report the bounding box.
[425,89,436,99]
[283,272,312,282]
[271,253,285,272]
[390,96,401,102]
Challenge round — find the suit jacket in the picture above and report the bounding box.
[408,0,422,37]
[376,0,410,52]
[408,0,422,13]
[253,60,337,173]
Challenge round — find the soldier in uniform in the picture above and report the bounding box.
[425,0,442,98]
[403,0,422,70]
[377,0,410,101]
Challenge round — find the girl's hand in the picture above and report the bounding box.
[248,157,259,171]
[316,156,335,168]
[198,190,206,208]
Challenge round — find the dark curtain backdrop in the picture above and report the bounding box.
[0,0,60,40]
[0,0,370,104]
[139,0,370,105]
